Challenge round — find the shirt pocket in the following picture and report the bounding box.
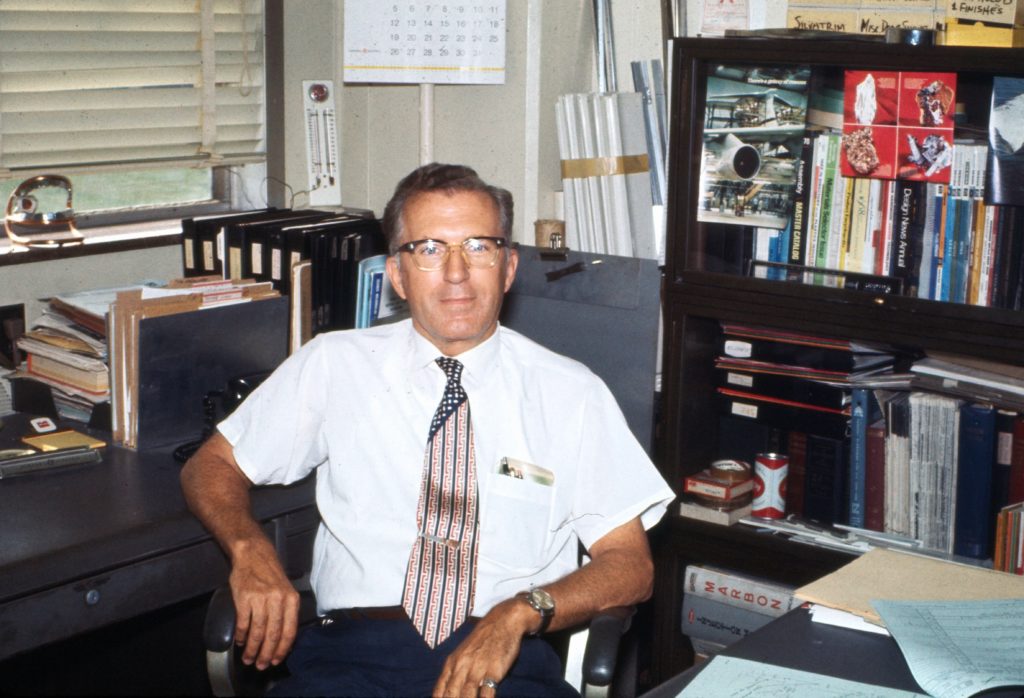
[479,471,556,571]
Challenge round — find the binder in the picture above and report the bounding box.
[185,209,281,278]
[277,216,384,331]
[222,209,334,281]
[718,334,893,374]
[716,388,851,441]
[716,368,851,411]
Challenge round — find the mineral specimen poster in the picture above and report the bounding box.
[840,70,956,183]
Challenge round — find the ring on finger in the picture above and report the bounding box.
[479,677,499,690]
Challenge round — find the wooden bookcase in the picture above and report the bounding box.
[649,36,1024,685]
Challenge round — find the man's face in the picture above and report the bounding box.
[385,189,518,356]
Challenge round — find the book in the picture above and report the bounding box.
[839,70,957,185]
[785,430,807,517]
[814,133,840,276]
[696,64,811,230]
[803,432,848,525]
[955,403,996,560]
[890,180,927,298]
[683,468,754,503]
[994,501,1024,574]
[884,391,913,537]
[683,564,800,618]
[864,417,887,532]
[678,500,752,526]
[1010,416,1024,507]
[788,132,816,267]
[992,410,1018,515]
[25,353,108,394]
[985,76,1024,207]
[680,592,775,646]
[847,387,871,528]
[909,392,963,554]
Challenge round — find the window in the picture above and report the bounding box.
[0,0,265,253]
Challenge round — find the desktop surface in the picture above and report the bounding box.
[646,606,1024,698]
[0,411,316,662]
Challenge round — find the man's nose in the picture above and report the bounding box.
[443,245,470,281]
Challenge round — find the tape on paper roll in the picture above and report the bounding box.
[560,154,650,180]
[710,459,752,483]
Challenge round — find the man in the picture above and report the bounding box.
[181,163,674,697]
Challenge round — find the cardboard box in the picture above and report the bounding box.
[943,17,1024,46]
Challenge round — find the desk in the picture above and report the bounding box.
[0,413,317,662]
[644,607,1024,697]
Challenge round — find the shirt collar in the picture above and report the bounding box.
[406,321,502,387]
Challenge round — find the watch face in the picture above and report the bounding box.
[530,588,555,612]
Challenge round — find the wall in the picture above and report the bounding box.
[282,0,664,243]
[0,0,664,323]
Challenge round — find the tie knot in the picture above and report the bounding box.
[436,357,464,385]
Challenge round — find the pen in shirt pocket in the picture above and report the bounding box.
[498,456,554,486]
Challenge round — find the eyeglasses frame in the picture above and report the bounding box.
[395,236,510,271]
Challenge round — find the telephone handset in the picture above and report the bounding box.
[172,371,271,463]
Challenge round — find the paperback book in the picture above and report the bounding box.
[840,70,956,184]
[697,64,811,230]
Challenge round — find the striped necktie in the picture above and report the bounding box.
[401,357,480,648]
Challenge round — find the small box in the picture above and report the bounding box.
[683,468,754,503]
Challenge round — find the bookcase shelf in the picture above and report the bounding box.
[650,36,1024,685]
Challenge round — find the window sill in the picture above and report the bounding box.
[0,220,182,266]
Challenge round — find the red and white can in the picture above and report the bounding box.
[752,452,788,518]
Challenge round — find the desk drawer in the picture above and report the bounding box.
[0,538,229,660]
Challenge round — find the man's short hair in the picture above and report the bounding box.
[381,163,514,252]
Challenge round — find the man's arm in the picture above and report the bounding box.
[433,516,653,697]
[180,432,300,671]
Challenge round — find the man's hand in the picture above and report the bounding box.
[432,517,654,697]
[229,537,301,670]
[432,597,536,697]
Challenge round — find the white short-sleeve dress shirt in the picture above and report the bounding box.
[220,319,674,616]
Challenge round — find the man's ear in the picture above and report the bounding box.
[385,255,408,300]
[503,245,519,293]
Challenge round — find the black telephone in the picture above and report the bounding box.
[172,371,271,463]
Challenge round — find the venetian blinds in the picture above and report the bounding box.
[0,0,265,176]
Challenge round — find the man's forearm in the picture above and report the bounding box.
[535,517,654,634]
[180,432,270,562]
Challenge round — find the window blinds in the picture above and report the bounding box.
[0,0,265,176]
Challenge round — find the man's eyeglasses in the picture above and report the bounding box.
[395,236,508,271]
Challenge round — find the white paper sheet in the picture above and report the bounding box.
[676,655,926,697]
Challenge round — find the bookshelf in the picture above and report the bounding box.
[650,36,1024,685]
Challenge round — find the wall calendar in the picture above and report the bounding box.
[343,1,506,85]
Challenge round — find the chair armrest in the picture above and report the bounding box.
[204,585,238,653]
[582,605,635,688]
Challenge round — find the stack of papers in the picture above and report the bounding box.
[108,279,281,449]
[794,547,1024,628]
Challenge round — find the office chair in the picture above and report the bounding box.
[202,247,658,696]
[203,582,635,697]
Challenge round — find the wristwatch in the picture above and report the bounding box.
[517,587,555,636]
